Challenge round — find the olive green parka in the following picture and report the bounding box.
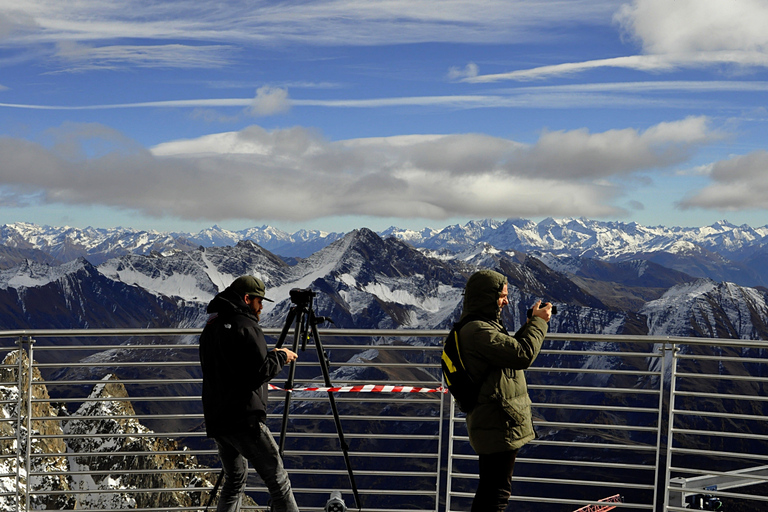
[458,270,547,454]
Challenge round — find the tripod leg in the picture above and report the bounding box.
[308,309,362,511]
[278,307,304,456]
[274,307,297,350]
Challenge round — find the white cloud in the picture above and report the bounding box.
[513,116,720,179]
[678,150,768,211]
[464,0,768,82]
[246,86,291,117]
[0,118,722,223]
[615,0,768,55]
[447,62,478,81]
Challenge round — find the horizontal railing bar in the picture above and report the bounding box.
[512,475,654,490]
[36,414,203,421]
[527,367,659,376]
[668,466,768,483]
[528,384,661,394]
[533,403,659,414]
[540,349,662,357]
[675,372,768,383]
[530,439,657,451]
[282,432,439,440]
[32,378,442,387]
[20,508,212,512]
[3,328,733,346]
[673,390,768,402]
[33,468,437,478]
[515,457,654,471]
[32,361,442,370]
[26,343,444,353]
[33,378,202,386]
[34,413,439,423]
[676,353,768,364]
[533,421,658,432]
[34,432,208,439]
[31,487,235,496]
[0,328,204,338]
[31,450,218,457]
[452,439,657,452]
[31,395,441,404]
[294,489,437,496]
[42,508,437,512]
[33,396,201,403]
[283,450,439,458]
[665,486,768,503]
[671,447,768,462]
[273,414,442,422]
[448,492,652,510]
[30,468,219,477]
[673,409,768,422]
[33,361,200,368]
[672,428,768,442]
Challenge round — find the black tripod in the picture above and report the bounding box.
[274,288,361,510]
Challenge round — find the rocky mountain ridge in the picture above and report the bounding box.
[0,350,217,510]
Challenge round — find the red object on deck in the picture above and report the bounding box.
[572,494,623,512]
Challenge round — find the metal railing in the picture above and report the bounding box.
[0,329,766,512]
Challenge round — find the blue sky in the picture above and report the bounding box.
[1,0,768,234]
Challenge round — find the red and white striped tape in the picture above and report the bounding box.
[269,383,446,394]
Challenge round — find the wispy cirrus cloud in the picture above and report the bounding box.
[1,0,616,71]
[53,41,235,70]
[3,80,766,113]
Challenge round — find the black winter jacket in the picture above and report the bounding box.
[199,288,287,437]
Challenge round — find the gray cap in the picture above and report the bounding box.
[229,275,274,302]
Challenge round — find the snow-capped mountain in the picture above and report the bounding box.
[0,222,344,266]
[3,217,768,287]
[388,217,768,287]
[0,257,202,335]
[2,226,767,341]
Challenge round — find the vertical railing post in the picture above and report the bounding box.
[435,380,445,512]
[14,336,25,511]
[444,397,456,512]
[663,343,681,511]
[15,335,35,512]
[651,340,669,512]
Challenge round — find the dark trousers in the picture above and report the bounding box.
[214,423,299,512]
[471,449,519,512]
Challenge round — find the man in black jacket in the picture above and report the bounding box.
[199,275,299,512]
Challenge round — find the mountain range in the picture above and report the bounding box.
[2,217,768,288]
[0,218,767,340]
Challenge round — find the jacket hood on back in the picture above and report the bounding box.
[460,269,507,323]
[206,287,249,316]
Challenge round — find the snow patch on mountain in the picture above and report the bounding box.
[0,259,86,290]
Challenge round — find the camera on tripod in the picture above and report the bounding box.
[289,287,316,305]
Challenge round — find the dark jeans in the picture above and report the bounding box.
[471,449,519,512]
[214,423,299,512]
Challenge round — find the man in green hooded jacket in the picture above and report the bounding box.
[458,269,552,512]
